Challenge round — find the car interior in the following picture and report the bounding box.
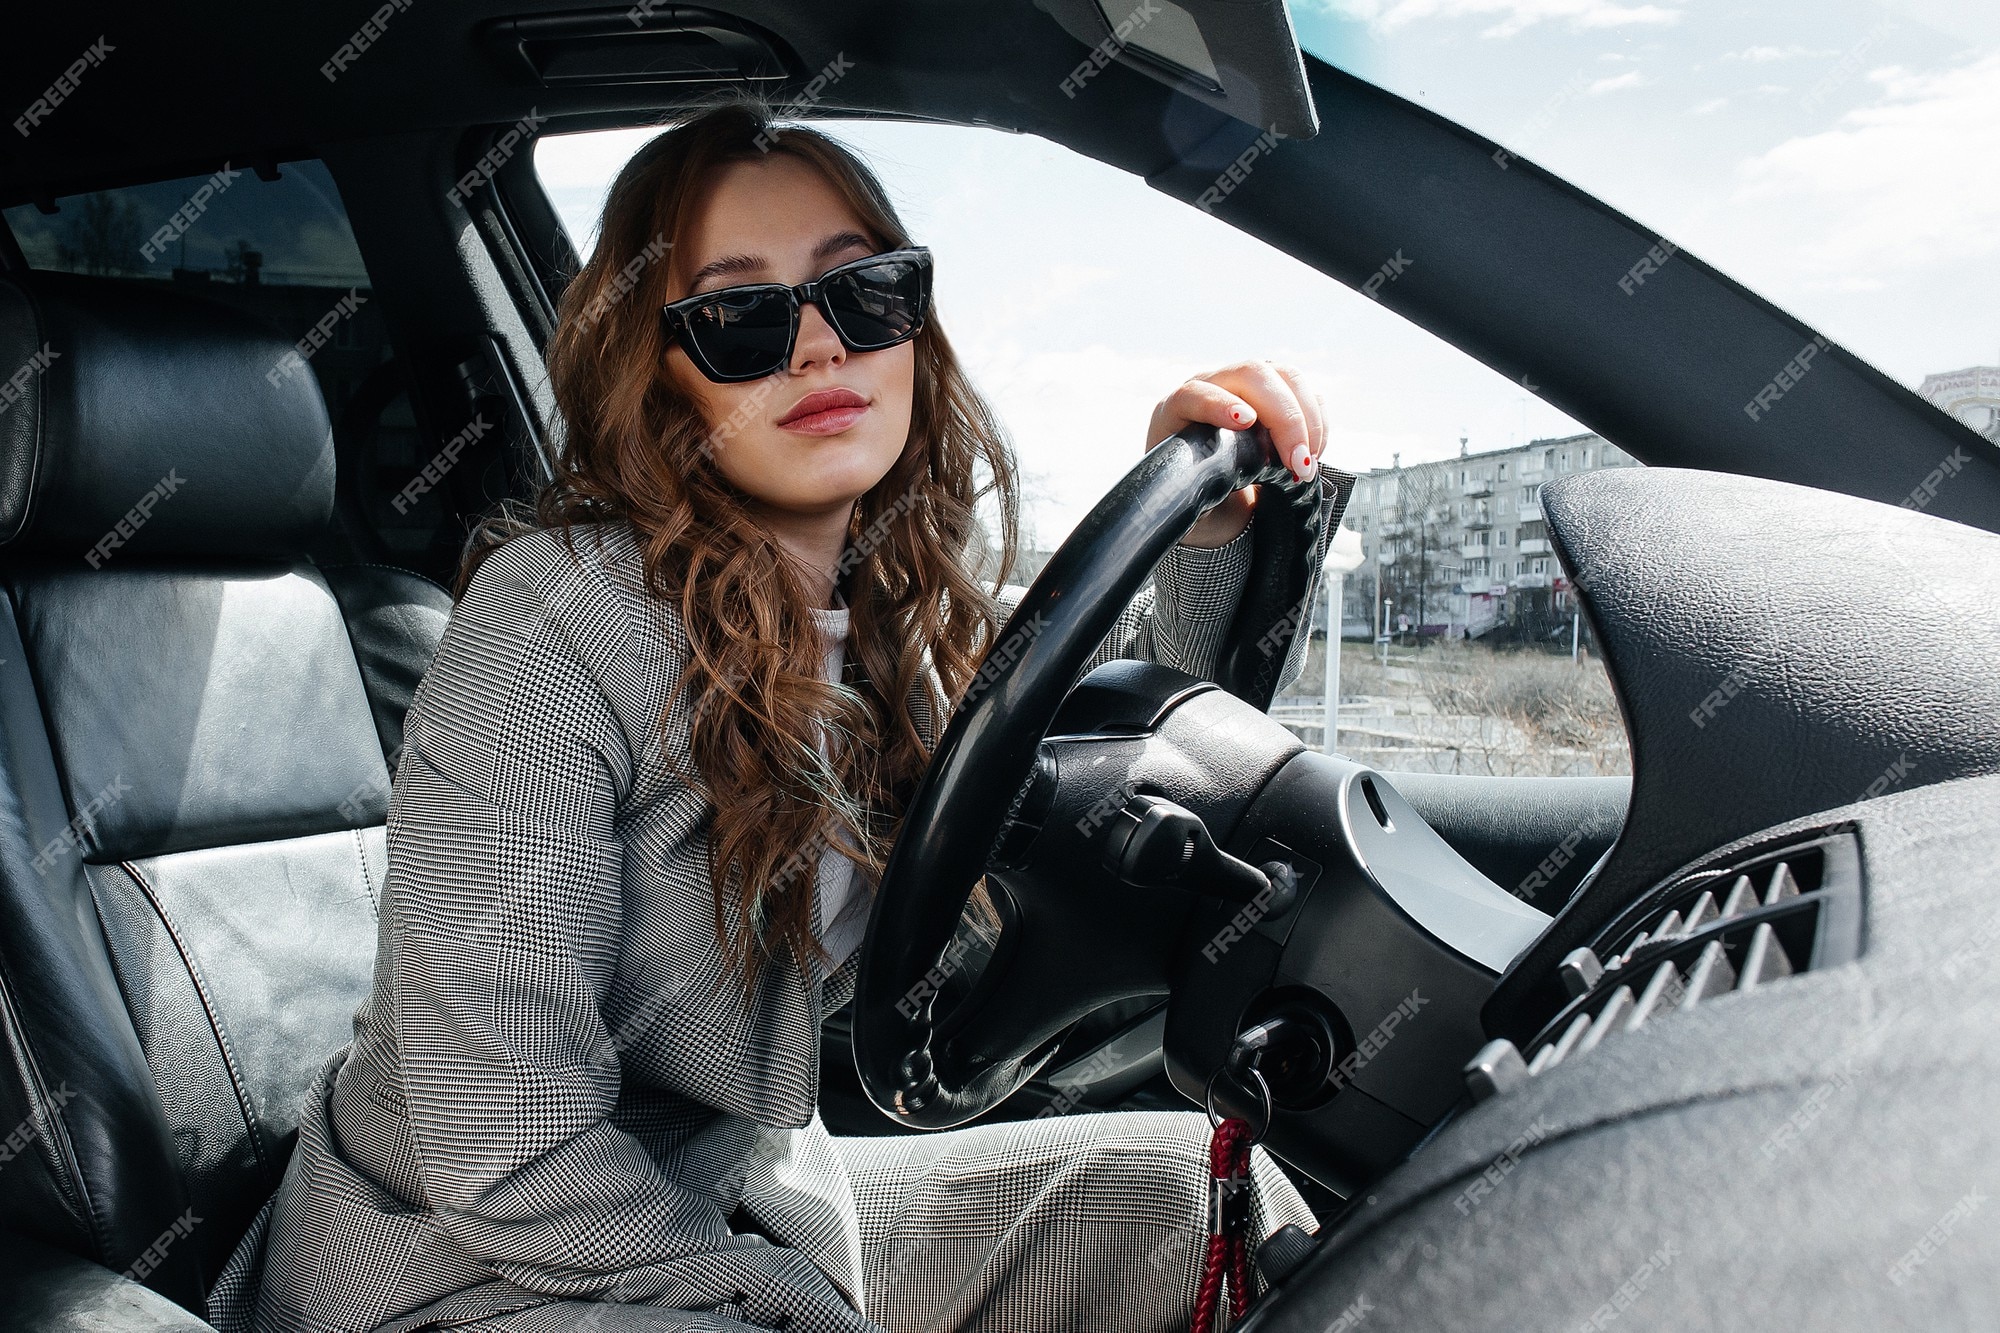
[3,3,1999,1330]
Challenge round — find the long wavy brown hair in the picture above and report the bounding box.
[458,99,1017,996]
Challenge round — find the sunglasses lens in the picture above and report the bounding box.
[823,256,929,350]
[684,288,794,379]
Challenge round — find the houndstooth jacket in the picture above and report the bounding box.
[225,468,1348,1333]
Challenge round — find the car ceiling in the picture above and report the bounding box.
[6,1,2000,534]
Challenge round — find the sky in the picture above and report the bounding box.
[535,0,1997,550]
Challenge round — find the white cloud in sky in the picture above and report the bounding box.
[1688,96,1729,115]
[1320,0,1682,38]
[1734,51,2000,275]
[1723,45,1837,63]
[1586,71,1648,94]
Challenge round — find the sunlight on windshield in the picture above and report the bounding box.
[1286,1,2000,414]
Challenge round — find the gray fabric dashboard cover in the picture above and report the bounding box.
[1245,771,2000,1331]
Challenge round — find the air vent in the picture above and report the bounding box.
[1465,833,1862,1100]
[484,9,791,88]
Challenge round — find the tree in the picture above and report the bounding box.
[55,193,143,276]
[1381,464,1456,643]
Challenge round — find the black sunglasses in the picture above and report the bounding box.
[662,246,933,383]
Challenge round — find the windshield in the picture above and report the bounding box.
[1287,2,2000,436]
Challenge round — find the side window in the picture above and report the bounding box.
[5,160,384,444]
[533,122,1630,777]
[3,161,474,577]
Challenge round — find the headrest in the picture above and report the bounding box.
[0,271,335,562]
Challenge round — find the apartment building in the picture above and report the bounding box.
[1340,432,1638,640]
[1918,365,2000,442]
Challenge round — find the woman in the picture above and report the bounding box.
[224,100,1349,1333]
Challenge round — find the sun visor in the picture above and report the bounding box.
[1035,0,1320,140]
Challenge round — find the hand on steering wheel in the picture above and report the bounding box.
[1150,362,1327,548]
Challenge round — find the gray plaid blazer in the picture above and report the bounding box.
[221,470,1347,1333]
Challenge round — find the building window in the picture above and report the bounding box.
[1498,462,1509,481]
[1497,530,1507,547]
[1534,558,1548,574]
[1524,484,1540,501]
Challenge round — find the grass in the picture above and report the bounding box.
[1286,637,1632,777]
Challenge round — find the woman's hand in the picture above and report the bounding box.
[1145,361,1326,548]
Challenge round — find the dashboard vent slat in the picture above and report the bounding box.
[1576,986,1634,1055]
[1472,832,1864,1099]
[1738,922,1793,990]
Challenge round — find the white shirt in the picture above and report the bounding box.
[806,594,869,981]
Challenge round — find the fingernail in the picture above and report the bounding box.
[1290,444,1312,476]
[1230,406,1251,424]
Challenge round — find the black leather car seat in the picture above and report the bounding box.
[0,271,452,1326]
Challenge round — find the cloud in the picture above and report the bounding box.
[1724,45,1837,63]
[1316,0,1683,38]
[1586,71,1649,94]
[1734,51,2000,273]
[1688,96,1729,115]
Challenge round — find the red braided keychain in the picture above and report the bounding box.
[1191,1115,1256,1333]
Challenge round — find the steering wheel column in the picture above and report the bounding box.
[853,426,1553,1170]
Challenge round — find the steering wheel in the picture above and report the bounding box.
[852,424,1314,1128]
